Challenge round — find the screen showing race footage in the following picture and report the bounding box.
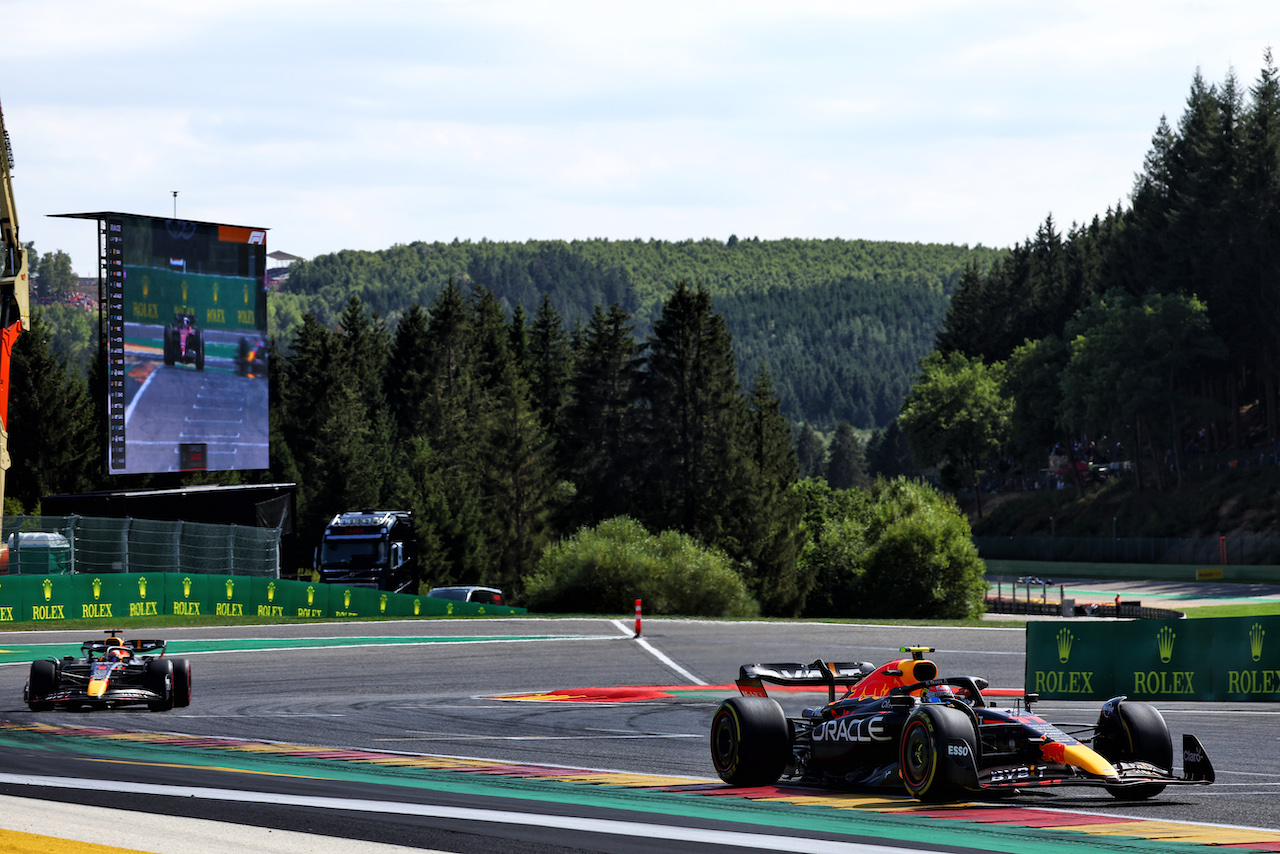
[106,214,269,474]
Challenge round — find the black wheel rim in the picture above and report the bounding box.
[902,721,932,787]
[713,712,737,770]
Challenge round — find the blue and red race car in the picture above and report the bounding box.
[710,646,1214,801]
[24,630,191,712]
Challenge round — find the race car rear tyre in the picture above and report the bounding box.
[1095,700,1171,800]
[26,660,58,711]
[899,704,979,802]
[710,696,791,787]
[163,327,175,366]
[170,658,192,708]
[145,658,175,711]
[195,331,205,371]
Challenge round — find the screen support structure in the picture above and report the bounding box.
[0,99,31,548]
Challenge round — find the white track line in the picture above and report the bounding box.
[611,619,708,685]
[0,774,911,854]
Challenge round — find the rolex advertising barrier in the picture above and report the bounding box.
[0,573,524,625]
[1027,616,1277,702]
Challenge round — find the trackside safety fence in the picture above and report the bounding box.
[0,573,525,625]
[976,534,1280,566]
[1026,616,1280,702]
[0,515,281,578]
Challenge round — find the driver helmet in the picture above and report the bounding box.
[106,646,132,662]
[925,684,955,703]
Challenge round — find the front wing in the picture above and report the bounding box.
[971,735,1215,793]
[31,669,164,707]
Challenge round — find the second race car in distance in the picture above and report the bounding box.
[24,630,191,712]
[710,646,1214,801]
[163,310,205,371]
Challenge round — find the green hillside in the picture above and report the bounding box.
[271,237,1004,429]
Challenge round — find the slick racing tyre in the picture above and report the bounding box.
[1095,700,1172,800]
[899,704,979,801]
[169,658,192,708]
[194,331,205,371]
[26,660,58,711]
[145,658,175,712]
[710,696,791,786]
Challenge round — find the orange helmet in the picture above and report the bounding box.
[107,646,132,662]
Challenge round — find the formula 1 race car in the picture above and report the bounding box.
[237,336,267,378]
[24,630,191,712]
[710,647,1214,801]
[163,311,205,370]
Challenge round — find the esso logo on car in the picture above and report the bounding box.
[812,715,890,743]
[947,743,970,757]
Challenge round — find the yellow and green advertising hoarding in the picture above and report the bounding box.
[1027,616,1280,702]
[0,573,524,625]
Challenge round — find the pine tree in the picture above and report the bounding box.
[527,294,574,442]
[561,303,642,527]
[334,296,391,415]
[279,312,343,543]
[468,284,512,395]
[385,303,432,442]
[865,420,917,479]
[1235,51,1280,438]
[825,421,869,490]
[420,280,478,457]
[736,367,808,615]
[639,282,746,543]
[417,280,494,582]
[479,363,557,594]
[795,422,826,479]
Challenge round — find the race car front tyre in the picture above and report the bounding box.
[710,696,791,787]
[1095,699,1171,800]
[899,704,979,802]
[195,331,205,371]
[26,660,58,711]
[145,658,175,711]
[170,658,192,708]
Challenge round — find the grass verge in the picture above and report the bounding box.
[1180,601,1280,619]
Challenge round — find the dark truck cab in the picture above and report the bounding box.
[315,510,416,592]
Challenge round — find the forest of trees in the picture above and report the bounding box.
[267,281,816,614]
[911,53,1280,498]
[272,237,1002,431]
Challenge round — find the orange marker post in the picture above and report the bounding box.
[634,599,642,638]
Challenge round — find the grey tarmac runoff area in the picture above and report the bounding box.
[0,608,1277,853]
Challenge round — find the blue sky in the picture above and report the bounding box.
[7,1,1279,275]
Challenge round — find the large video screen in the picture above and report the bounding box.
[102,214,269,474]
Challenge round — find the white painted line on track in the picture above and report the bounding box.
[0,634,629,668]
[0,793,435,854]
[611,619,708,685]
[375,732,702,742]
[0,774,913,854]
[123,366,158,427]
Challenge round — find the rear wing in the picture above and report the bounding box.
[128,639,168,655]
[81,638,168,658]
[737,660,876,703]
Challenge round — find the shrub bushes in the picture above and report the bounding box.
[524,516,759,617]
[798,477,987,620]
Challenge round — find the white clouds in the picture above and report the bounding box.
[6,1,1280,273]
